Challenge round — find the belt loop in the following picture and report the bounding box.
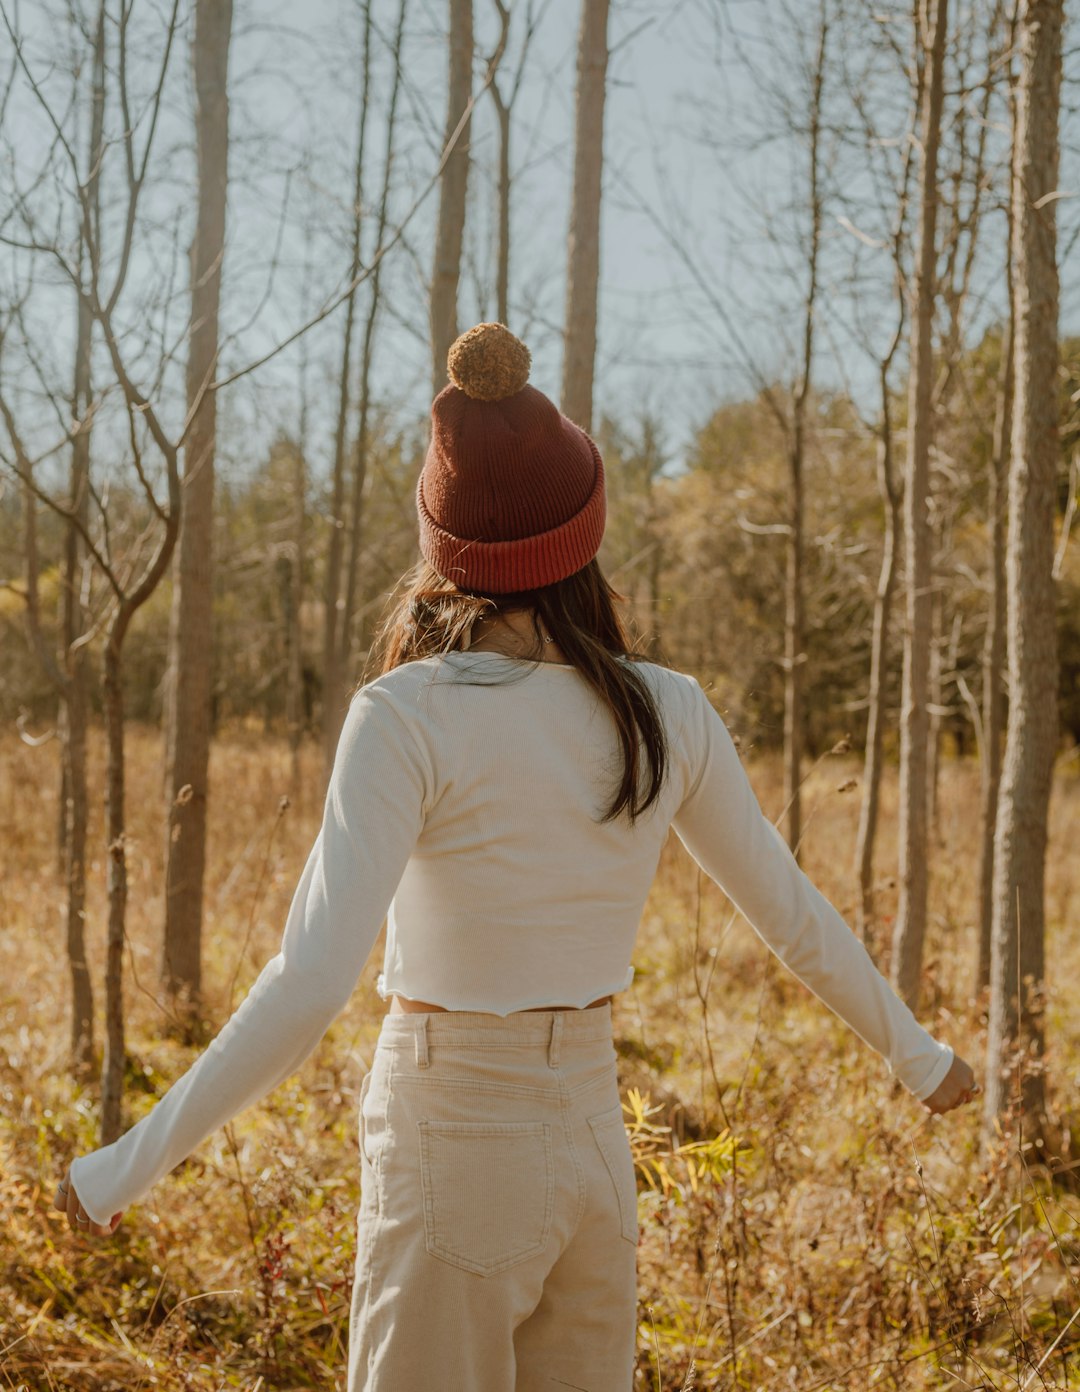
[548,1012,563,1069]
[415,1016,430,1068]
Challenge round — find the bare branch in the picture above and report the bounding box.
[212,46,508,393]
[105,0,183,318]
[0,391,122,596]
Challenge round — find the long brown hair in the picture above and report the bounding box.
[368,558,668,823]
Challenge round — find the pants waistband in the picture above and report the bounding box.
[376,1003,614,1069]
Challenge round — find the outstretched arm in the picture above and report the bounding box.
[68,684,429,1226]
[670,676,963,1104]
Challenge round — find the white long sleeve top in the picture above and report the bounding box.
[70,651,953,1225]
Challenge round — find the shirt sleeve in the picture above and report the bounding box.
[669,676,953,1102]
[69,684,430,1226]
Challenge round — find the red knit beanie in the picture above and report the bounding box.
[417,323,605,594]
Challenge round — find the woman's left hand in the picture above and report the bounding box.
[923,1054,979,1116]
[52,1166,123,1237]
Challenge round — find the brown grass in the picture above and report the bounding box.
[1,727,1079,1390]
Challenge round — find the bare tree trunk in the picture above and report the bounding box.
[431,0,474,398]
[853,64,921,943]
[781,9,827,858]
[891,0,948,1009]
[9,404,96,1075]
[492,88,510,326]
[486,0,511,324]
[783,425,806,857]
[97,416,182,1147]
[931,1,1002,421]
[57,718,69,877]
[4,371,96,1088]
[855,367,902,939]
[63,434,94,1075]
[339,428,368,696]
[62,0,106,1076]
[287,239,314,801]
[322,4,372,784]
[560,0,609,434]
[976,312,1013,991]
[487,0,541,327]
[283,523,302,779]
[976,4,1018,992]
[101,636,127,1145]
[984,0,1062,1138]
[62,618,93,1075]
[163,0,233,1025]
[288,390,308,802]
[97,472,181,1145]
[928,521,961,848]
[927,549,943,842]
[647,526,663,658]
[340,0,408,691]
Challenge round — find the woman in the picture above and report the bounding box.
[56,323,976,1389]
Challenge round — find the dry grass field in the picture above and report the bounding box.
[2,726,1079,1390]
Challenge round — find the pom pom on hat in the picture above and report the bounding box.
[447,322,531,401]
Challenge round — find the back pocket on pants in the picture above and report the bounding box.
[588,1103,639,1245]
[418,1119,554,1277]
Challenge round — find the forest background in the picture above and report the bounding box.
[2,0,1080,1388]
[3,1,1079,744]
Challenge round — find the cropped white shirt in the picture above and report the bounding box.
[70,651,953,1224]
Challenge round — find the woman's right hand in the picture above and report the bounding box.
[52,1165,123,1237]
[923,1053,978,1115]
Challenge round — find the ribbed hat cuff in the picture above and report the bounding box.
[418,439,606,593]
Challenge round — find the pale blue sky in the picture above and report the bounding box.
[3,0,1078,487]
[222,0,792,471]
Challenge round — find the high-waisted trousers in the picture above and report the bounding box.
[347,1003,638,1390]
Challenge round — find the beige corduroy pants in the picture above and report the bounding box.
[348,1004,638,1390]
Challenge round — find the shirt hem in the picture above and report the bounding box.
[375,964,635,1014]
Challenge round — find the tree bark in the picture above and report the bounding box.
[927,526,962,848]
[891,0,948,1010]
[322,3,372,784]
[984,0,1062,1137]
[97,454,181,1144]
[101,635,127,1145]
[855,364,902,939]
[340,0,408,694]
[976,312,1013,991]
[976,3,1018,993]
[486,0,511,325]
[97,407,182,1146]
[62,446,94,1074]
[163,0,233,1024]
[560,0,610,434]
[288,451,307,802]
[927,541,943,843]
[783,416,807,858]
[57,715,69,878]
[853,61,920,944]
[781,7,828,858]
[62,0,106,1076]
[430,0,474,398]
[62,622,93,1075]
[492,86,511,326]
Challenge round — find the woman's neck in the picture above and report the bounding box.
[467,610,569,665]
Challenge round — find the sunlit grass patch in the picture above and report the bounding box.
[2,729,1079,1388]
